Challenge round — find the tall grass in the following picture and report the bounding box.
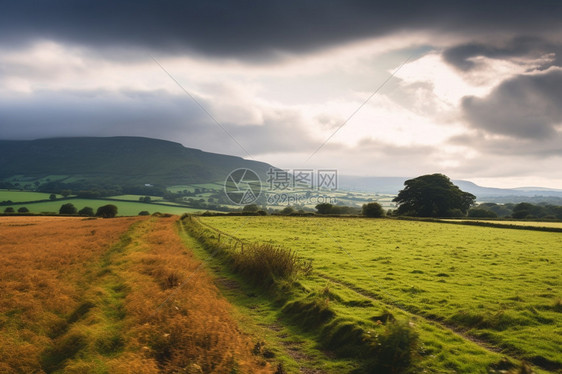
[182,215,312,287]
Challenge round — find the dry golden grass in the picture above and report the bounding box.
[0,216,272,373]
[0,216,143,373]
[113,216,272,373]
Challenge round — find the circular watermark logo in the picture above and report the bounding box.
[224,168,262,205]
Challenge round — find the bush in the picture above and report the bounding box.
[17,207,29,213]
[232,243,311,285]
[315,203,333,214]
[468,208,498,218]
[4,207,15,213]
[362,202,384,218]
[138,211,150,216]
[78,207,94,216]
[59,203,77,215]
[371,320,419,373]
[96,204,118,218]
[243,204,259,212]
[280,206,295,215]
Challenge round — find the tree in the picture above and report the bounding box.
[61,190,71,198]
[362,202,384,218]
[468,208,498,218]
[49,194,57,201]
[315,203,333,214]
[243,204,259,212]
[59,203,77,215]
[78,207,95,216]
[17,207,29,213]
[4,207,15,213]
[138,210,150,216]
[96,204,118,218]
[392,174,475,217]
[280,206,295,215]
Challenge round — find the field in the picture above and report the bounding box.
[0,216,273,373]
[444,219,562,229]
[197,216,562,373]
[0,190,61,202]
[3,212,560,373]
[0,190,205,216]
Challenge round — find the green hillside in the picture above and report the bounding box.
[0,137,273,187]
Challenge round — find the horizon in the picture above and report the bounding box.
[1,1,562,189]
[3,135,561,191]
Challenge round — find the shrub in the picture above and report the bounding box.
[96,204,118,218]
[4,207,15,213]
[468,208,498,218]
[138,211,150,216]
[59,203,77,215]
[371,320,419,373]
[280,206,295,215]
[78,207,94,217]
[362,202,384,218]
[232,243,311,285]
[17,207,29,213]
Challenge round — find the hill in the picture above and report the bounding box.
[0,137,274,187]
[339,175,562,202]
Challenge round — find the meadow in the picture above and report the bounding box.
[0,216,272,373]
[197,216,562,373]
[0,190,203,216]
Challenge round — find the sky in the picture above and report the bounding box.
[1,1,562,189]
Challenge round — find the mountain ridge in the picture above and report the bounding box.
[2,137,561,202]
[0,136,274,186]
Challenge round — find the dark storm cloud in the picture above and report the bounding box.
[0,89,315,155]
[443,37,562,71]
[462,69,562,139]
[1,0,561,58]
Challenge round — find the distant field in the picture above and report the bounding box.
[0,190,61,202]
[444,219,562,229]
[200,216,562,372]
[107,194,164,201]
[3,197,202,216]
[167,182,223,193]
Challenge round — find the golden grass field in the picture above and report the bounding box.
[0,216,271,373]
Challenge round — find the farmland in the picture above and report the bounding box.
[0,216,273,373]
[196,216,562,373]
[2,212,560,373]
[0,190,205,216]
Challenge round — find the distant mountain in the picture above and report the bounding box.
[0,137,274,187]
[339,175,562,202]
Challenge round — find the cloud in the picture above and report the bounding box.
[0,89,317,157]
[443,37,561,71]
[1,1,562,59]
[462,68,562,139]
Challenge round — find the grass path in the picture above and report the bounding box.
[177,222,350,374]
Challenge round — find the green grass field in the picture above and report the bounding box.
[444,219,562,229]
[0,190,61,202]
[107,194,164,201]
[3,198,202,216]
[199,216,562,373]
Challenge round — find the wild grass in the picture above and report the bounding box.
[0,215,273,373]
[183,215,311,287]
[0,215,141,372]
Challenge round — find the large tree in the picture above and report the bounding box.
[393,174,475,217]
